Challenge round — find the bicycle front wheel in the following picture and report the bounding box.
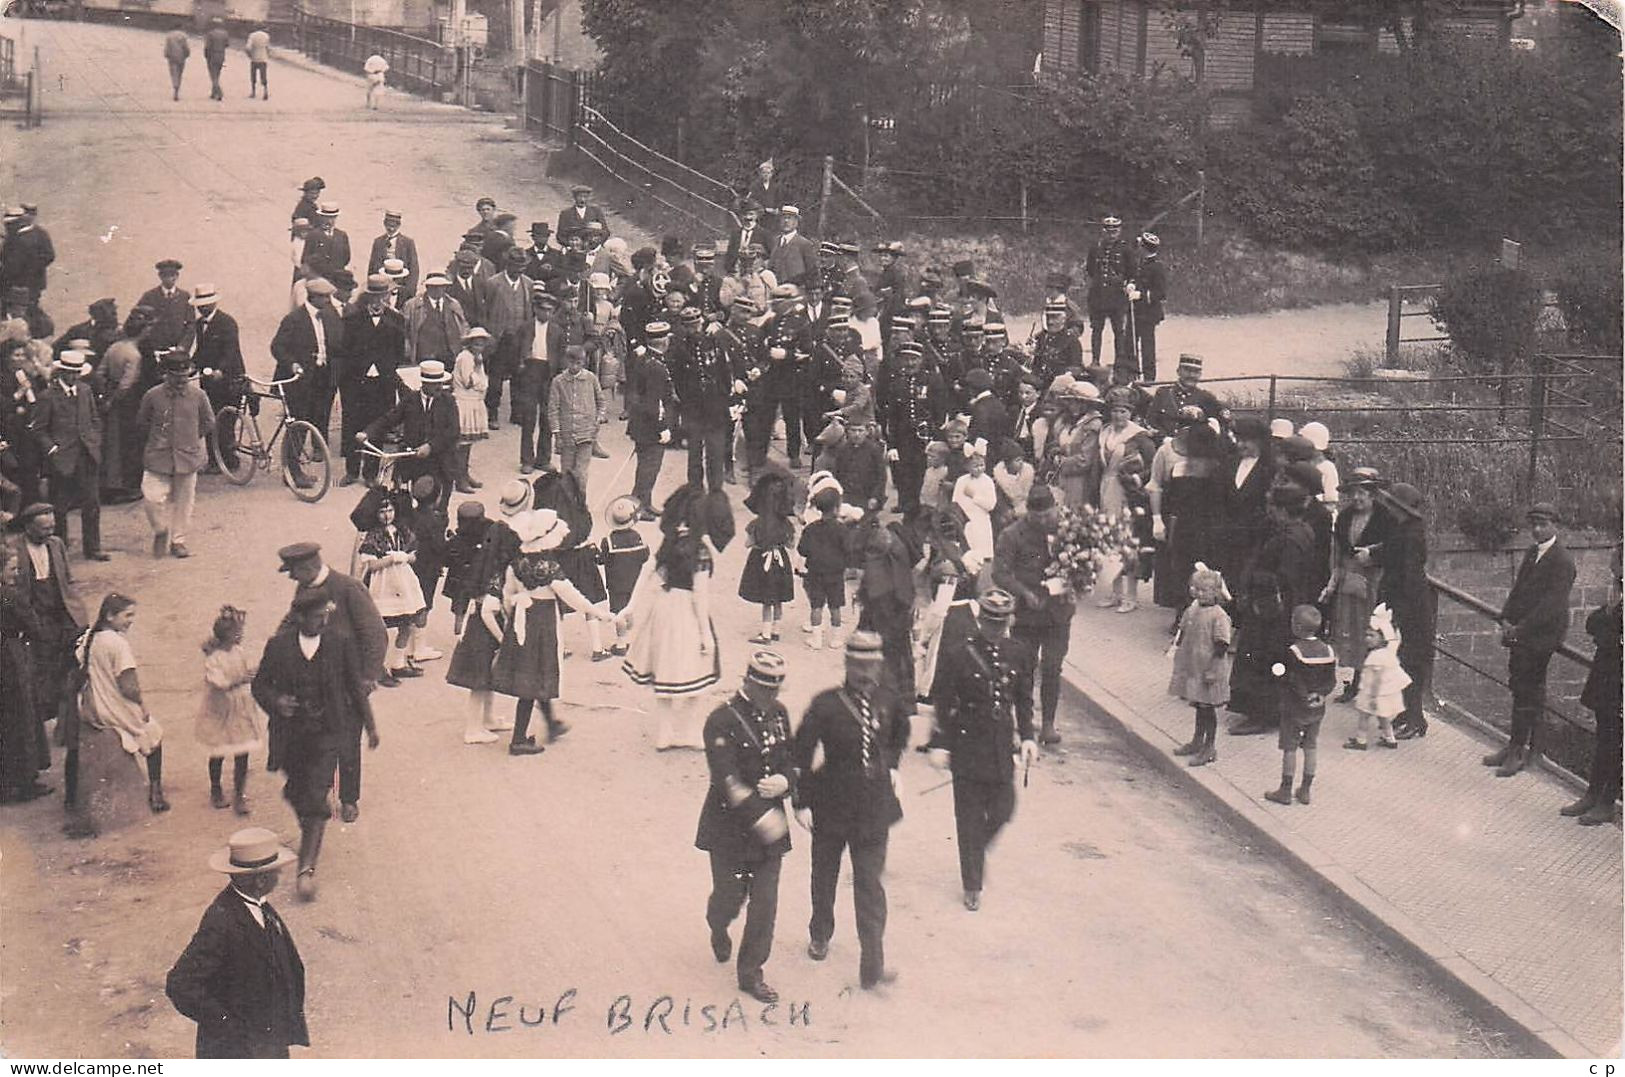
[211,406,258,485]
[281,420,332,503]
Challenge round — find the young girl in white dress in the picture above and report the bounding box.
[195,606,265,815]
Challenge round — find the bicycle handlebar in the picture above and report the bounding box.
[354,441,421,460]
[244,372,303,391]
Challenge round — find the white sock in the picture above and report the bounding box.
[587,619,605,653]
[809,623,824,648]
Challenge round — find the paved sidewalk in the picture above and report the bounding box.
[1059,602,1622,1058]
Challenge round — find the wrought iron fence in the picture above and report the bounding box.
[290,7,451,98]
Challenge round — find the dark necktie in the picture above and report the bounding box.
[854,691,876,775]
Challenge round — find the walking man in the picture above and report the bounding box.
[164,28,190,101]
[670,307,735,491]
[993,485,1073,745]
[932,588,1038,912]
[32,350,107,561]
[517,288,569,473]
[166,828,309,1058]
[137,350,214,559]
[245,24,271,99]
[189,285,245,473]
[1484,503,1577,778]
[203,19,229,102]
[270,277,343,487]
[697,649,796,1005]
[338,275,406,486]
[253,590,379,900]
[792,631,906,989]
[478,247,534,428]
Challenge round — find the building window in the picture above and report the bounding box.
[1315,19,1379,53]
[1079,1,1102,72]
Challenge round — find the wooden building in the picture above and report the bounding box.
[1042,1,1525,122]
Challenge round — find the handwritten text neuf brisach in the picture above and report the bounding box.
[448,989,811,1035]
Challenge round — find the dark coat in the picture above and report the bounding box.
[340,307,407,386]
[280,570,388,683]
[270,304,345,382]
[967,391,1011,451]
[254,623,375,777]
[555,203,608,244]
[1132,255,1168,326]
[0,225,55,294]
[1501,539,1578,654]
[445,271,485,329]
[1581,601,1622,714]
[793,685,907,838]
[626,352,672,445]
[767,233,819,289]
[191,311,246,404]
[367,233,420,298]
[880,367,948,452]
[167,886,308,1058]
[695,691,796,862]
[938,632,1035,782]
[135,285,195,351]
[32,381,102,475]
[7,533,87,628]
[302,228,351,283]
[362,388,459,460]
[993,515,1076,631]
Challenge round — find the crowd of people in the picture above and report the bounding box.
[0,167,1619,1057]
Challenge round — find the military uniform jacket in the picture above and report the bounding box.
[939,632,1035,782]
[1032,330,1082,388]
[881,367,947,452]
[670,332,734,423]
[1085,239,1137,311]
[1132,256,1167,326]
[718,323,765,410]
[1146,383,1225,438]
[793,685,908,839]
[759,313,814,398]
[696,691,796,862]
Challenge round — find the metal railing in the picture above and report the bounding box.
[1427,573,1599,782]
[290,7,452,99]
[1384,283,1448,364]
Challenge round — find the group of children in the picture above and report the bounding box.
[1167,564,1412,806]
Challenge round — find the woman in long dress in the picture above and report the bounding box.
[490,508,612,756]
[1322,469,1393,701]
[1052,388,1104,511]
[0,545,49,803]
[1096,388,1156,610]
[1149,413,1226,612]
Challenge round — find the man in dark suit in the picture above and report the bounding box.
[697,650,796,1005]
[10,505,89,726]
[515,289,572,473]
[743,160,784,234]
[339,276,407,486]
[1485,503,1578,777]
[481,212,518,266]
[792,631,906,989]
[522,222,562,280]
[767,206,818,289]
[31,351,106,560]
[253,589,379,898]
[626,321,673,520]
[934,588,1038,912]
[963,367,1010,451]
[556,184,608,246]
[0,205,56,307]
[358,360,459,507]
[188,285,245,473]
[136,258,194,351]
[366,210,419,301]
[270,279,344,487]
[446,248,486,329]
[994,485,1074,745]
[166,828,309,1058]
[303,204,351,286]
[725,203,765,277]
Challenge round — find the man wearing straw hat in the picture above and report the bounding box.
[793,630,906,990]
[403,272,468,367]
[188,284,245,473]
[166,827,309,1058]
[32,349,107,561]
[358,360,458,508]
[368,210,420,301]
[697,648,797,1005]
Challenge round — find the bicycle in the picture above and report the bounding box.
[210,371,333,503]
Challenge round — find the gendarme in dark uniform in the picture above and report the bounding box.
[696,650,796,1004]
[934,588,1037,911]
[792,631,908,989]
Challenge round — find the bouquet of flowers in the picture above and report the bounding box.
[1043,505,1134,597]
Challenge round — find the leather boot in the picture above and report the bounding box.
[1039,722,1061,746]
[1336,670,1361,704]
[1578,801,1616,826]
[1495,745,1529,778]
[1482,744,1513,768]
[296,818,326,901]
[1560,792,1599,817]
[1263,777,1294,805]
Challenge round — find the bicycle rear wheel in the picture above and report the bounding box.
[281,420,332,502]
[210,406,258,485]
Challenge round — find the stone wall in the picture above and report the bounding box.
[1427,532,1616,774]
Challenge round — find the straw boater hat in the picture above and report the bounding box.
[607,495,640,528]
[52,350,89,375]
[498,479,532,517]
[381,258,410,280]
[189,284,220,307]
[417,359,450,385]
[209,827,297,875]
[461,326,492,345]
[518,507,570,552]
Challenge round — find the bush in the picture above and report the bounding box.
[1212,92,1416,253]
[1555,256,1624,354]
[1455,484,1519,551]
[1430,267,1542,376]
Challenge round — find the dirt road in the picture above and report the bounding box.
[0,21,1515,1059]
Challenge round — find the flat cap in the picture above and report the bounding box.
[277,541,321,564]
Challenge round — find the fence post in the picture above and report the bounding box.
[817,155,834,241]
[568,69,580,146]
[1266,374,1277,424]
[1195,169,1205,254]
[1019,180,1030,235]
[1385,285,1402,367]
[1526,352,1548,496]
